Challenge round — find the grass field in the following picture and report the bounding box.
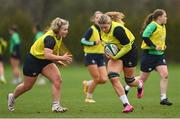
[0,64,180,118]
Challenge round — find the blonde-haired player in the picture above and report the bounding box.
[98,14,144,113]
[105,11,125,25]
[8,17,72,112]
[81,11,108,103]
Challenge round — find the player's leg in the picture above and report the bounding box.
[97,54,107,85]
[107,59,133,113]
[10,57,21,84]
[10,45,22,84]
[156,65,172,106]
[8,75,37,111]
[85,64,99,103]
[123,67,144,98]
[82,54,94,95]
[85,54,108,103]
[8,53,40,111]
[124,50,154,97]
[41,63,67,112]
[0,60,6,84]
[121,48,139,96]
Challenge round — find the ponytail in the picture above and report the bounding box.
[141,9,165,34]
[140,13,154,33]
[90,11,103,23]
[105,11,125,25]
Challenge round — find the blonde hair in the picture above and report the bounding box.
[98,14,112,24]
[90,11,103,23]
[50,17,69,32]
[106,11,125,24]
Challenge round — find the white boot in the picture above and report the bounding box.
[7,93,15,111]
[52,104,68,112]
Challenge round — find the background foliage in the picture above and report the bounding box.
[0,0,180,62]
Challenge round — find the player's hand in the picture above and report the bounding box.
[61,52,72,64]
[56,61,68,67]
[105,53,113,59]
[95,40,101,45]
[155,46,162,50]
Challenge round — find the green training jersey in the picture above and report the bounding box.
[141,21,166,55]
[9,32,21,53]
[33,31,44,42]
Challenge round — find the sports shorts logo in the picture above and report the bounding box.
[33,72,37,76]
[163,59,166,64]
[91,60,95,64]
[148,68,152,71]
[128,61,132,66]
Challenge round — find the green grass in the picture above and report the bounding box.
[0,64,180,118]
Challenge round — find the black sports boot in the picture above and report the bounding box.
[160,98,173,106]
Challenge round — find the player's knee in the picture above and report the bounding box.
[54,81,60,89]
[108,72,120,80]
[164,75,168,79]
[53,77,61,89]
[161,72,168,79]
[98,76,107,84]
[93,74,100,83]
[125,77,135,84]
[163,74,168,79]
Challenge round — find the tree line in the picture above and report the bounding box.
[0,0,180,63]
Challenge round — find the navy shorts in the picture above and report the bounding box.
[84,53,106,67]
[23,53,53,77]
[11,44,21,60]
[119,46,138,67]
[140,51,167,72]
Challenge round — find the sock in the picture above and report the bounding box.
[138,80,143,88]
[119,95,129,105]
[87,80,92,86]
[52,101,60,106]
[0,75,5,80]
[11,93,15,100]
[125,85,130,90]
[160,94,167,100]
[87,93,93,99]
[17,77,21,81]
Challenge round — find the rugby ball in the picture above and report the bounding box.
[104,44,119,56]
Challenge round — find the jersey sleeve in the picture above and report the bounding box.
[80,28,96,46]
[112,26,132,59]
[142,22,157,37]
[44,36,56,49]
[113,26,130,45]
[142,22,157,48]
